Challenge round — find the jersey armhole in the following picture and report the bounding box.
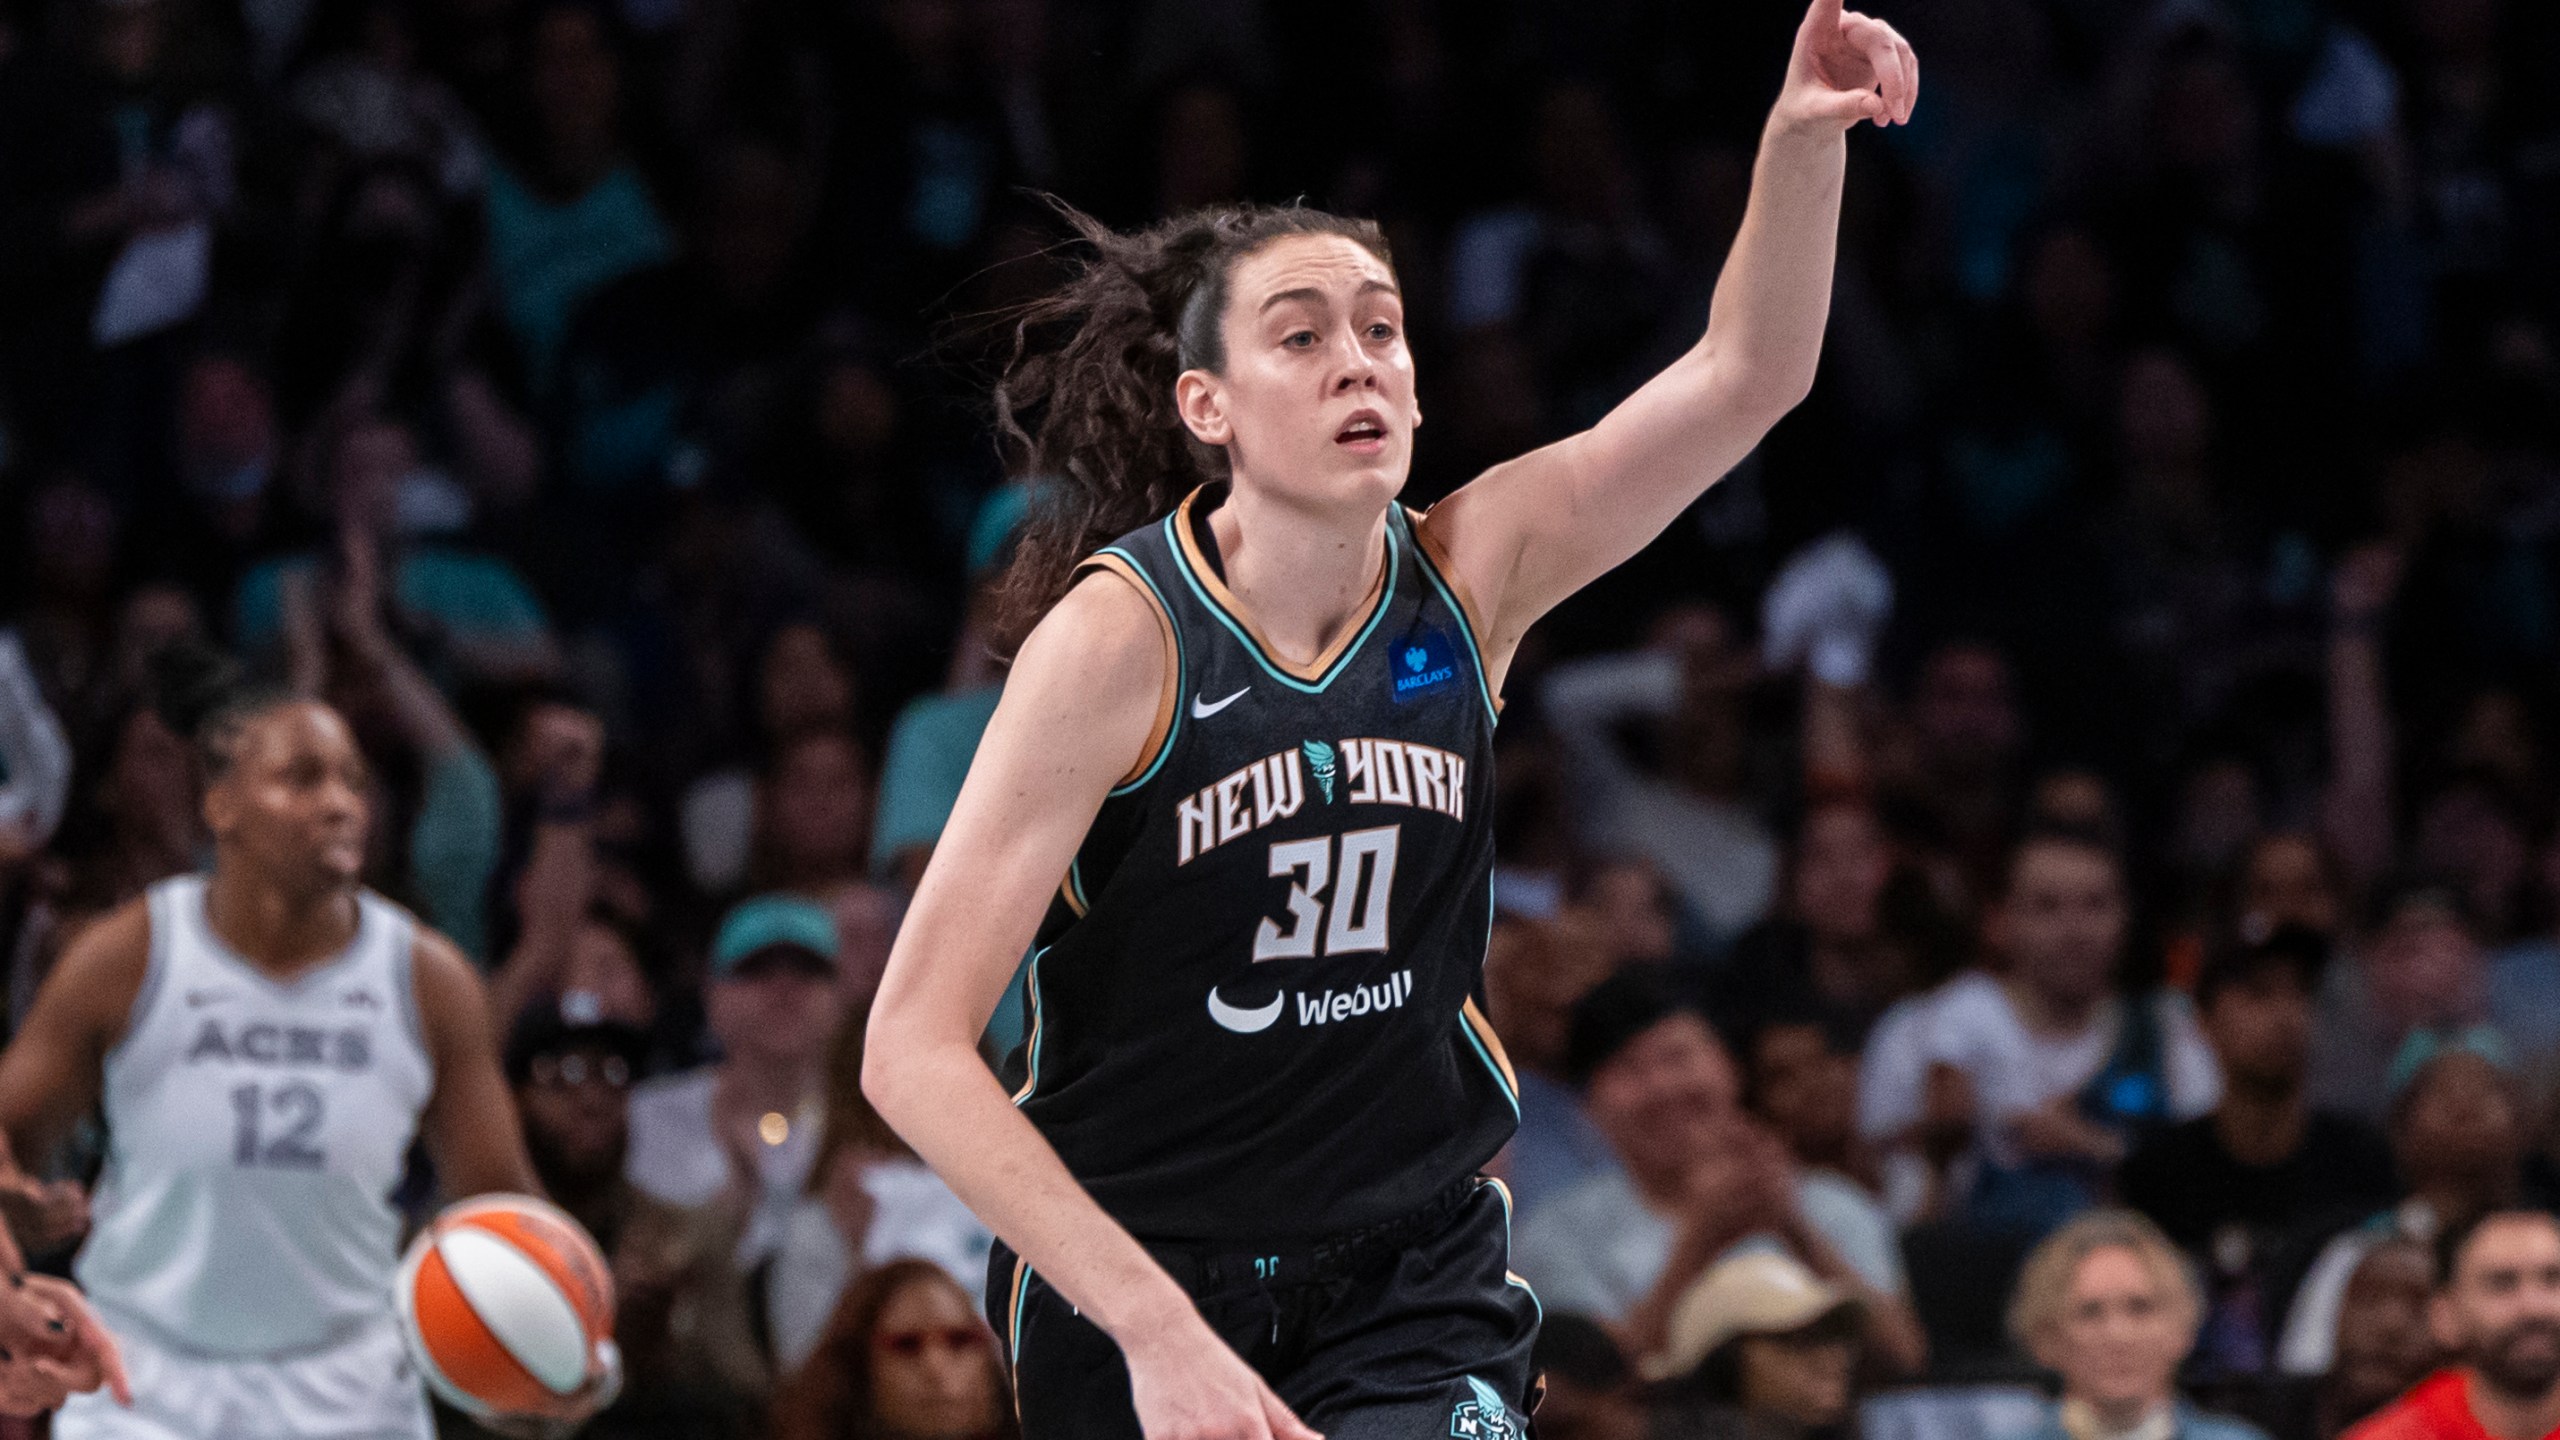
[385,908,432,1078]
[1404,507,1506,717]
[1071,552,1182,791]
[104,890,175,1062]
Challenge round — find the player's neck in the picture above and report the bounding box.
[1207,480,1389,668]
[204,868,361,975]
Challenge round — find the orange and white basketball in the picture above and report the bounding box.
[394,1194,621,1424]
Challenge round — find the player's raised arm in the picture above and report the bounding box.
[864,571,1319,1440]
[1422,0,1916,667]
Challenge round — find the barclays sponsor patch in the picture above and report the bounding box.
[1391,627,1461,704]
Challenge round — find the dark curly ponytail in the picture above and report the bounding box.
[989,197,1394,651]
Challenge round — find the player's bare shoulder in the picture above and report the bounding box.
[403,923,498,1057]
[41,896,156,1049]
[1003,563,1174,789]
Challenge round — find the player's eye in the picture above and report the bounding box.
[1284,330,1317,348]
[1366,321,1396,341]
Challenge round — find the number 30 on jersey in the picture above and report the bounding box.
[1253,826,1399,962]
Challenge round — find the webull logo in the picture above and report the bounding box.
[1294,970,1413,1027]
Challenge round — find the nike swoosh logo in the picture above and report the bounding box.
[1190,687,1250,719]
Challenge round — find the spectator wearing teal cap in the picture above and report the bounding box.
[2274,1025,2545,1377]
[625,894,845,1271]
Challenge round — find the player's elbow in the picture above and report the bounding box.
[1725,361,1816,427]
[858,1000,942,1139]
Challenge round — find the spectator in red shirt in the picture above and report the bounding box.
[2346,1210,2560,1440]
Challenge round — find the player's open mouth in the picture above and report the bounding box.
[1336,411,1387,453]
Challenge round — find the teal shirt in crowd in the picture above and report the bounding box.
[870,686,1003,876]
[482,160,673,392]
[233,549,552,655]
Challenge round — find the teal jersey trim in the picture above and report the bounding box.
[1010,946,1052,1105]
[1482,1179,1545,1324]
[1159,512,1401,695]
[1403,516,1501,726]
[1460,1015,1521,1119]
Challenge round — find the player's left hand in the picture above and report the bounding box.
[1774,0,1918,132]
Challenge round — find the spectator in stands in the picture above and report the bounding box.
[2119,927,2395,1377]
[2006,1211,2271,1440]
[1715,796,1926,1049]
[679,618,863,897]
[1878,641,2025,888]
[274,538,505,958]
[625,895,840,1269]
[2339,1212,2560,1440]
[767,1004,988,1374]
[508,1003,649,1256]
[1539,610,1781,948]
[1743,1012,1878,1197]
[1859,826,2222,1231]
[2276,1031,2540,1377]
[1515,969,1924,1374]
[1485,909,1623,1216]
[2310,881,2496,1127]
[772,1259,1015,1440]
[869,484,1028,893]
[753,729,874,902]
[1532,1314,1651,1440]
[2312,1239,2438,1440]
[2488,835,2560,1071]
[2234,835,2348,945]
[507,1001,768,1439]
[1574,853,1687,968]
[1640,1250,1867,1440]
[480,0,671,396]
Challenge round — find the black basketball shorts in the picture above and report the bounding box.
[987,1176,1542,1438]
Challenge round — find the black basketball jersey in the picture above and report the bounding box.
[1009,482,1517,1244]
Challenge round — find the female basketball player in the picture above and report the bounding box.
[865,3,1915,1436]
[0,642,604,1440]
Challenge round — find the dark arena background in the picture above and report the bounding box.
[3,0,2560,1437]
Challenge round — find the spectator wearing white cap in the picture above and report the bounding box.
[1642,1250,1868,1440]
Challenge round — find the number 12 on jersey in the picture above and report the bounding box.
[1253,826,1400,961]
[232,1080,328,1170]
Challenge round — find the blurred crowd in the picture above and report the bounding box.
[3,0,2560,1436]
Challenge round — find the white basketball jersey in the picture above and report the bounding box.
[78,876,436,1358]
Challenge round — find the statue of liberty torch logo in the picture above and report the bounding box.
[1302,740,1337,803]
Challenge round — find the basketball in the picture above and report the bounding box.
[393,1195,621,1425]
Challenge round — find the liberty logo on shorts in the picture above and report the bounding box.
[1448,1376,1521,1439]
[1391,628,1460,705]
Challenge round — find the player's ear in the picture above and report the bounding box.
[1176,369,1231,446]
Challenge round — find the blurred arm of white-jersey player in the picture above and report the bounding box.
[410,928,543,1198]
[0,905,145,1414]
[865,574,1322,1440]
[414,927,624,1437]
[1419,0,1915,682]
